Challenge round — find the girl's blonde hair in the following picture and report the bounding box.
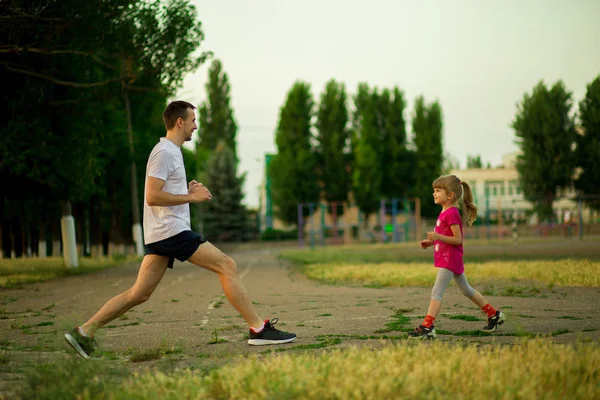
[432,174,477,226]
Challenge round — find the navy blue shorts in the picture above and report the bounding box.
[144,230,207,269]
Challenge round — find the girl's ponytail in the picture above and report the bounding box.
[461,181,477,226]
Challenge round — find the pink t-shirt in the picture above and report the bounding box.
[433,207,464,274]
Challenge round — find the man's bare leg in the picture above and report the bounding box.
[81,255,169,337]
[186,242,263,328]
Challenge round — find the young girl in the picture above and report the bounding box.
[408,174,506,339]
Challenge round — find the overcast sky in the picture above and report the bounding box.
[175,0,600,208]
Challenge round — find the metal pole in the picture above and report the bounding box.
[392,199,398,242]
[320,203,326,247]
[578,199,583,240]
[309,203,315,248]
[298,203,304,248]
[415,197,421,241]
[380,199,386,243]
[512,199,518,247]
[486,192,491,240]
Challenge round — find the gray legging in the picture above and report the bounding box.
[431,268,476,301]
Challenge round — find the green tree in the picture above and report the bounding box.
[377,87,414,200]
[512,80,577,221]
[351,83,382,222]
[575,75,600,210]
[467,155,483,169]
[268,81,320,225]
[0,0,208,260]
[197,59,238,170]
[412,96,444,217]
[203,141,247,241]
[316,79,350,213]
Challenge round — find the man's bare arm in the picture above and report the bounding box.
[146,176,211,206]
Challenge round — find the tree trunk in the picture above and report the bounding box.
[122,60,144,257]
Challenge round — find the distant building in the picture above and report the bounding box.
[450,152,592,224]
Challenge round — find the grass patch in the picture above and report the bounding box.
[209,328,228,344]
[105,322,140,329]
[213,301,224,309]
[89,339,600,399]
[124,339,184,362]
[0,255,140,288]
[299,259,600,288]
[557,316,583,320]
[315,334,406,341]
[449,315,484,322]
[501,285,543,297]
[0,350,8,365]
[551,329,570,336]
[375,309,412,333]
[317,313,332,317]
[19,358,128,399]
[269,336,342,353]
[126,347,163,363]
[280,240,600,264]
[453,330,492,337]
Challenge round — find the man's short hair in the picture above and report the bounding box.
[163,100,196,130]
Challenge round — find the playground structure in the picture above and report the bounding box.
[297,198,422,248]
[294,195,600,248]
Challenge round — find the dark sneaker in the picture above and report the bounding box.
[408,324,437,340]
[482,311,507,332]
[248,318,296,345]
[64,327,98,359]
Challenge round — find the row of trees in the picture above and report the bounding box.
[267,74,600,227]
[514,76,600,220]
[268,80,444,225]
[0,0,211,261]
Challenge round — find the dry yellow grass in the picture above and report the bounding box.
[108,340,599,399]
[304,259,600,287]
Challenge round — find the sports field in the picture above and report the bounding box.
[1,238,599,399]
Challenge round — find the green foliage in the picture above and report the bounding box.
[260,228,298,241]
[197,59,238,169]
[20,358,126,400]
[575,75,600,210]
[412,96,444,217]
[512,80,577,221]
[351,83,382,219]
[316,79,350,212]
[269,81,320,225]
[377,87,413,200]
[203,142,248,242]
[0,0,208,256]
[467,155,483,169]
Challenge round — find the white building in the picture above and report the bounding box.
[450,152,590,224]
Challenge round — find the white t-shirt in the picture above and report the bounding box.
[143,137,191,244]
